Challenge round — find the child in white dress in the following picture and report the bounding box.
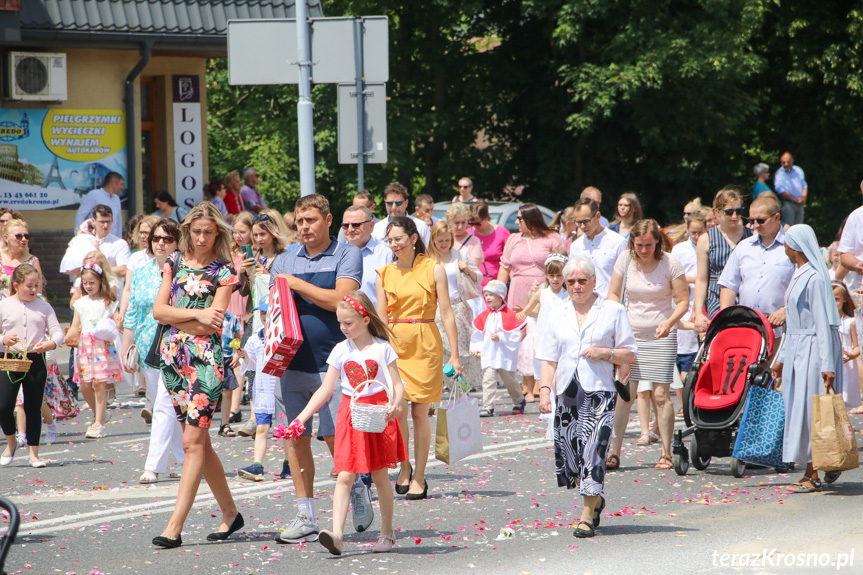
[833,281,861,409]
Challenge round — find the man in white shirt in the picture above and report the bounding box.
[568,198,626,296]
[75,172,124,238]
[580,187,610,228]
[337,191,380,242]
[718,195,794,331]
[342,205,391,306]
[371,182,431,246]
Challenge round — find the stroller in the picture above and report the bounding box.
[672,305,778,477]
[0,498,19,575]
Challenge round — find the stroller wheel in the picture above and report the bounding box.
[673,452,690,476]
[690,433,712,471]
[730,457,746,478]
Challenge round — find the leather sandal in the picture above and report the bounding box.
[573,520,595,538]
[655,455,673,470]
[788,476,822,493]
[218,424,237,438]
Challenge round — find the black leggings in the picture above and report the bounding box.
[0,354,47,446]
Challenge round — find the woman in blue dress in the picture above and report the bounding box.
[772,224,843,493]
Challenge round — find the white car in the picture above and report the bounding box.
[432,201,558,233]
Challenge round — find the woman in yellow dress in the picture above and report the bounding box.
[376,216,461,500]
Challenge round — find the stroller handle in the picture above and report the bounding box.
[0,497,20,575]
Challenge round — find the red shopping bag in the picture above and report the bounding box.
[263,275,304,376]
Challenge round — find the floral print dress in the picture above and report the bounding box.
[159,254,238,428]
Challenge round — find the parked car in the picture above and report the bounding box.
[432,201,558,233]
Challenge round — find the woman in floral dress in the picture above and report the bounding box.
[152,202,243,549]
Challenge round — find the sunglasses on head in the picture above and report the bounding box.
[253,214,271,224]
[341,220,371,230]
[721,207,746,216]
[565,278,590,286]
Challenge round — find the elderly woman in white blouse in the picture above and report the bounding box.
[537,256,637,539]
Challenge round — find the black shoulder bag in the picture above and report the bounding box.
[143,253,181,370]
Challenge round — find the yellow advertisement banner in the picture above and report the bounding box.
[41,109,125,162]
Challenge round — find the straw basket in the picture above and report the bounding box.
[0,350,31,373]
[350,378,393,433]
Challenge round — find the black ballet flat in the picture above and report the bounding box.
[405,480,428,501]
[395,464,413,495]
[152,534,183,548]
[206,513,245,541]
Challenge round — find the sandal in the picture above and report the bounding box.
[788,476,822,493]
[139,470,159,483]
[824,471,842,484]
[655,455,672,470]
[593,495,606,528]
[372,533,396,553]
[636,433,658,445]
[606,454,620,470]
[573,520,595,538]
[479,408,495,418]
[218,424,237,438]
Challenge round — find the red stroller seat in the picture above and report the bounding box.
[693,327,762,410]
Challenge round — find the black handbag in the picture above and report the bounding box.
[143,253,180,370]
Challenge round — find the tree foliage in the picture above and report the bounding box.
[206,0,863,241]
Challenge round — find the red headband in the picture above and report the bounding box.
[343,295,368,317]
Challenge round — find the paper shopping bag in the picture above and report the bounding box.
[262,275,304,377]
[811,391,860,472]
[732,385,786,467]
[435,389,483,464]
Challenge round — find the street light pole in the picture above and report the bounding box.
[296,0,315,197]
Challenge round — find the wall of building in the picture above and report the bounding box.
[0,46,209,307]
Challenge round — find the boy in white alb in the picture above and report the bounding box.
[470,280,526,417]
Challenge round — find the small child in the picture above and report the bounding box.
[519,251,569,384]
[833,281,862,410]
[470,280,526,417]
[64,262,122,439]
[218,310,243,437]
[286,291,406,555]
[237,297,289,481]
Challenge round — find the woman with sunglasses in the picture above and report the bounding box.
[0,219,42,300]
[122,219,184,483]
[469,201,510,288]
[606,219,689,471]
[0,209,22,254]
[692,187,753,333]
[536,256,637,538]
[499,204,563,402]
[608,193,643,240]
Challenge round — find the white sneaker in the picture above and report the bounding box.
[85,423,107,439]
[45,423,58,444]
[275,512,320,543]
[15,432,26,446]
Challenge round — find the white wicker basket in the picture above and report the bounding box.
[350,378,393,433]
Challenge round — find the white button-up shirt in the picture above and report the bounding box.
[358,237,393,306]
[717,229,795,316]
[536,295,637,394]
[838,205,863,259]
[372,215,431,247]
[568,228,627,297]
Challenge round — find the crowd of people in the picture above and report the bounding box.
[0,150,861,551]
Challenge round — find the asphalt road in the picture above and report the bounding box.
[2,393,862,575]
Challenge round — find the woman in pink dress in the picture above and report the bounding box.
[469,201,510,288]
[498,204,563,401]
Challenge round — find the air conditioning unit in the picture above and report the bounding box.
[5,52,68,101]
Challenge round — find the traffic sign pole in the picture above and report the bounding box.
[296,0,315,197]
[354,17,365,193]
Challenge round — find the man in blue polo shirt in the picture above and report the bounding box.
[270,194,362,544]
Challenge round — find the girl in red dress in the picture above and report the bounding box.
[289,290,406,555]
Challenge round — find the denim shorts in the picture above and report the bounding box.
[676,353,697,374]
[254,412,274,426]
[275,370,341,437]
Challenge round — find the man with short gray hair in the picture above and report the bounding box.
[342,205,391,306]
[241,167,267,214]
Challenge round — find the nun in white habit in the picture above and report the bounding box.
[771,224,843,493]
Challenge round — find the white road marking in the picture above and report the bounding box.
[19,436,552,536]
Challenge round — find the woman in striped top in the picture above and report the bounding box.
[692,187,752,331]
[606,220,690,470]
